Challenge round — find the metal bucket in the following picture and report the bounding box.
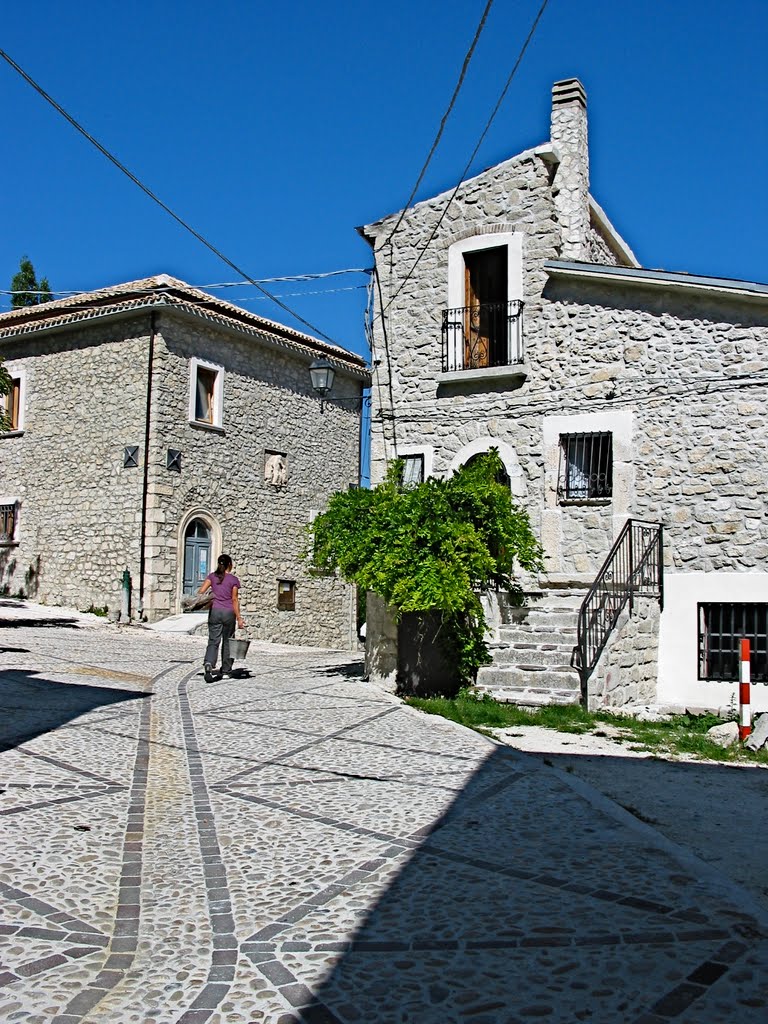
[229,637,250,661]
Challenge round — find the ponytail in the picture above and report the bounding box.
[215,553,233,581]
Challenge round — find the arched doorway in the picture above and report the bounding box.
[183,518,212,595]
[463,452,511,489]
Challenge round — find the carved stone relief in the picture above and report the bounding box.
[265,451,288,486]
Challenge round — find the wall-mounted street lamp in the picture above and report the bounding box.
[309,358,371,414]
[309,358,336,412]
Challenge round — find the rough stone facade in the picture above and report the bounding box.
[589,598,660,710]
[0,277,368,649]
[361,78,768,708]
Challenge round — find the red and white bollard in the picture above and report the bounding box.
[739,638,752,742]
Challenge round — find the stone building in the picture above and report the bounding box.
[360,78,768,712]
[0,275,369,648]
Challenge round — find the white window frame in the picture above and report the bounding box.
[0,497,20,545]
[446,232,523,370]
[398,445,434,483]
[188,358,224,429]
[1,366,26,435]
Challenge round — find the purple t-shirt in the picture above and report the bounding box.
[206,572,241,611]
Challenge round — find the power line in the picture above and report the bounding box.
[0,48,340,345]
[379,0,551,316]
[381,0,495,249]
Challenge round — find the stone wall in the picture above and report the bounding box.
[0,311,362,649]
[365,157,768,582]
[588,597,660,710]
[0,320,149,610]
[147,313,361,646]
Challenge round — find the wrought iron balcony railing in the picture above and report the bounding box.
[441,299,524,373]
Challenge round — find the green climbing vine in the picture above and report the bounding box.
[308,450,544,685]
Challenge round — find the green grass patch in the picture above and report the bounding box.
[405,688,768,765]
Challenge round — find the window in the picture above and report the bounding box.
[401,454,424,488]
[277,579,296,611]
[0,502,18,544]
[699,603,768,683]
[444,232,524,374]
[558,432,613,501]
[1,372,24,433]
[189,359,223,428]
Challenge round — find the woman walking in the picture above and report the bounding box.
[197,554,245,683]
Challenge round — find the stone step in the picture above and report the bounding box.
[507,608,581,630]
[474,683,581,708]
[476,664,581,691]
[488,644,576,668]
[522,594,588,611]
[500,625,578,646]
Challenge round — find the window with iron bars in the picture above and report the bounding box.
[698,603,768,683]
[0,502,18,543]
[558,432,613,502]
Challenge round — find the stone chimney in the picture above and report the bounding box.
[550,78,590,260]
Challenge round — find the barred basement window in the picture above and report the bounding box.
[699,603,768,683]
[0,502,18,543]
[558,432,613,502]
[277,580,296,611]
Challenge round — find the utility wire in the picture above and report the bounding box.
[381,0,495,248]
[380,0,551,316]
[0,48,339,345]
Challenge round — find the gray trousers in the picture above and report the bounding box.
[205,609,236,672]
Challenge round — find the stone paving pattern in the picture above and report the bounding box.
[1,604,766,1022]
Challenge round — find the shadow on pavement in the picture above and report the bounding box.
[320,661,366,680]
[0,668,150,751]
[0,617,81,629]
[284,745,765,1023]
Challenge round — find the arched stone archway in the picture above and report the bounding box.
[448,438,527,500]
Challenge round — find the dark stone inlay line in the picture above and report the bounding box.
[221,705,402,785]
[224,771,686,927]
[216,785,417,848]
[406,768,528,840]
[8,745,126,786]
[174,674,239,1024]
[53,667,157,1020]
[244,952,344,1022]
[0,785,125,817]
[0,882,107,939]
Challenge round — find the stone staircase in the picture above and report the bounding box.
[476,586,587,707]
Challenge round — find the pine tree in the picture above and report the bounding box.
[11,256,52,307]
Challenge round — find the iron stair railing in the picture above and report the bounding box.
[574,519,664,705]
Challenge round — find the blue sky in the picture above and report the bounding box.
[2,0,766,361]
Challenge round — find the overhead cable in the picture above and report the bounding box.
[381,0,495,248]
[380,0,551,315]
[0,48,339,345]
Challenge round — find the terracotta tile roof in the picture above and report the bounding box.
[0,274,369,375]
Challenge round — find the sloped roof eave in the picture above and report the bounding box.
[0,275,369,378]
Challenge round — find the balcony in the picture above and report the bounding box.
[440,300,526,386]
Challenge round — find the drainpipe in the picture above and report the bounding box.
[138,311,156,619]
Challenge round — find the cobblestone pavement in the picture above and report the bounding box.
[1,601,766,1023]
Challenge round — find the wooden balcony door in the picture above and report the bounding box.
[464,246,507,368]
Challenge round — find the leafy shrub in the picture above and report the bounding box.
[308,451,543,684]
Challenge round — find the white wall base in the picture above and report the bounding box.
[658,572,768,714]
